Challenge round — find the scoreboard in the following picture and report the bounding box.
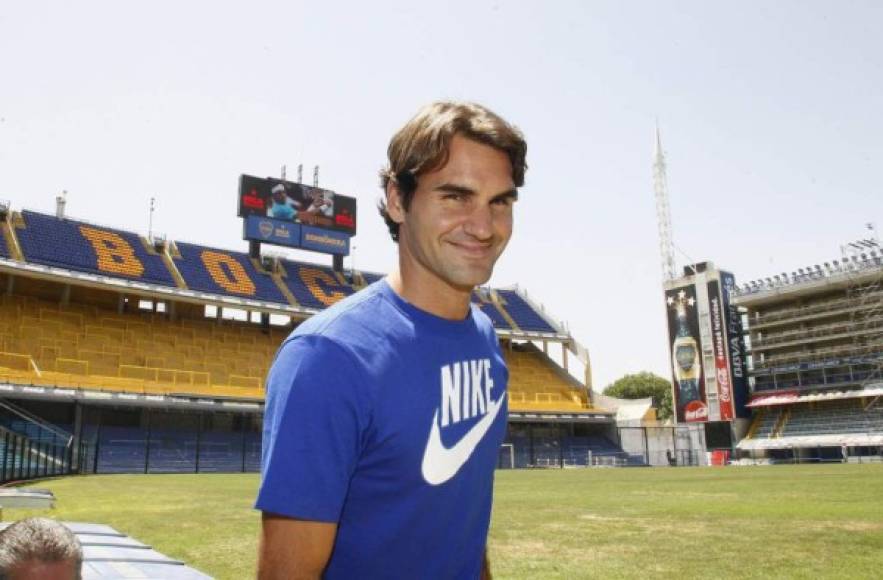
[238,174,357,256]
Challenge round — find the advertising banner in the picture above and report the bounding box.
[720,271,750,418]
[299,225,350,256]
[243,215,302,248]
[665,284,708,423]
[237,174,357,235]
[707,280,734,421]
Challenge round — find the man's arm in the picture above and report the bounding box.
[257,513,337,580]
[481,548,492,580]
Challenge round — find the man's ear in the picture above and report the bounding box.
[386,181,406,225]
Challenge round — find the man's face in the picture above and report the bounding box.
[272,189,285,203]
[389,134,516,294]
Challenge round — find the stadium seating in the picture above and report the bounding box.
[471,293,512,330]
[746,408,782,439]
[505,344,590,412]
[0,224,8,259]
[360,271,384,285]
[0,292,281,398]
[281,259,357,309]
[4,212,561,334]
[496,290,557,333]
[173,242,286,303]
[15,211,177,287]
[780,400,883,437]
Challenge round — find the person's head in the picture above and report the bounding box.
[271,183,286,203]
[379,101,527,292]
[0,518,82,580]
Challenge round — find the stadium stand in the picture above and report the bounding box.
[780,399,883,437]
[505,343,589,412]
[496,289,557,333]
[0,291,277,398]
[15,211,177,287]
[734,244,883,462]
[173,241,286,302]
[470,292,512,330]
[281,259,357,309]
[0,225,8,259]
[0,200,615,476]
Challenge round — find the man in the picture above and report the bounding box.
[304,188,333,217]
[268,183,301,221]
[256,101,527,579]
[0,517,83,579]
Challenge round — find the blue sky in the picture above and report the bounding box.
[1,1,880,389]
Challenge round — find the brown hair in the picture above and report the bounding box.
[378,101,527,242]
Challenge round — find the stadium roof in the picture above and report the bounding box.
[737,433,883,451]
[747,384,883,408]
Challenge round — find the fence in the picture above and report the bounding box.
[617,424,707,466]
[0,428,81,484]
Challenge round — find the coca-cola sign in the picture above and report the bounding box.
[708,281,734,420]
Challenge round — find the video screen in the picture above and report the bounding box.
[238,174,357,235]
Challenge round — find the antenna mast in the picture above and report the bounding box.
[148,197,156,240]
[654,123,677,282]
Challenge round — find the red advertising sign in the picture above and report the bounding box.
[707,280,734,421]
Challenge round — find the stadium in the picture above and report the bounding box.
[1,170,881,578]
[0,192,630,480]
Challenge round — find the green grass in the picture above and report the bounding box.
[8,464,883,579]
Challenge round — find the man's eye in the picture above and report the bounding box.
[443,193,465,201]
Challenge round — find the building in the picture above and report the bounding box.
[662,262,753,455]
[734,242,883,461]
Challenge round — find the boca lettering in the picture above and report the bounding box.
[79,226,145,277]
[200,251,256,296]
[299,268,348,306]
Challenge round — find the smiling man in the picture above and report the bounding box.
[256,102,527,579]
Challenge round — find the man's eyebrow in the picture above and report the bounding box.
[434,183,519,201]
[493,189,519,202]
[434,183,475,195]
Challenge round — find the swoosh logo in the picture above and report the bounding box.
[421,392,506,486]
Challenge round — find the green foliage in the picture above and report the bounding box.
[603,371,673,420]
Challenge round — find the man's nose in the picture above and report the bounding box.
[463,204,494,240]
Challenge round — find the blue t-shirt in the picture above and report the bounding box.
[256,280,508,579]
[269,200,296,221]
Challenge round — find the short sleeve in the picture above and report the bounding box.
[255,335,370,522]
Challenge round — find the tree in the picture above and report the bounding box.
[603,371,673,421]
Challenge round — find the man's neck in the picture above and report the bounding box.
[386,270,473,321]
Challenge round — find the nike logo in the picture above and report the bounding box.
[421,391,506,486]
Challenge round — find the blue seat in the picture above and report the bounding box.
[16,211,176,287]
[282,259,357,310]
[174,242,286,303]
[495,290,557,333]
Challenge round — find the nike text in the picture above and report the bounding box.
[440,359,494,427]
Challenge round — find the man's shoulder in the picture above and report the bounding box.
[289,281,395,344]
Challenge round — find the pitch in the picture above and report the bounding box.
[11,465,883,579]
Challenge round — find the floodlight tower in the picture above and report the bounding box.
[654,124,677,283]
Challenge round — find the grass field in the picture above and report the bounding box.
[7,464,883,579]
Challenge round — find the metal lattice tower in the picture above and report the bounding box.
[654,124,677,282]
